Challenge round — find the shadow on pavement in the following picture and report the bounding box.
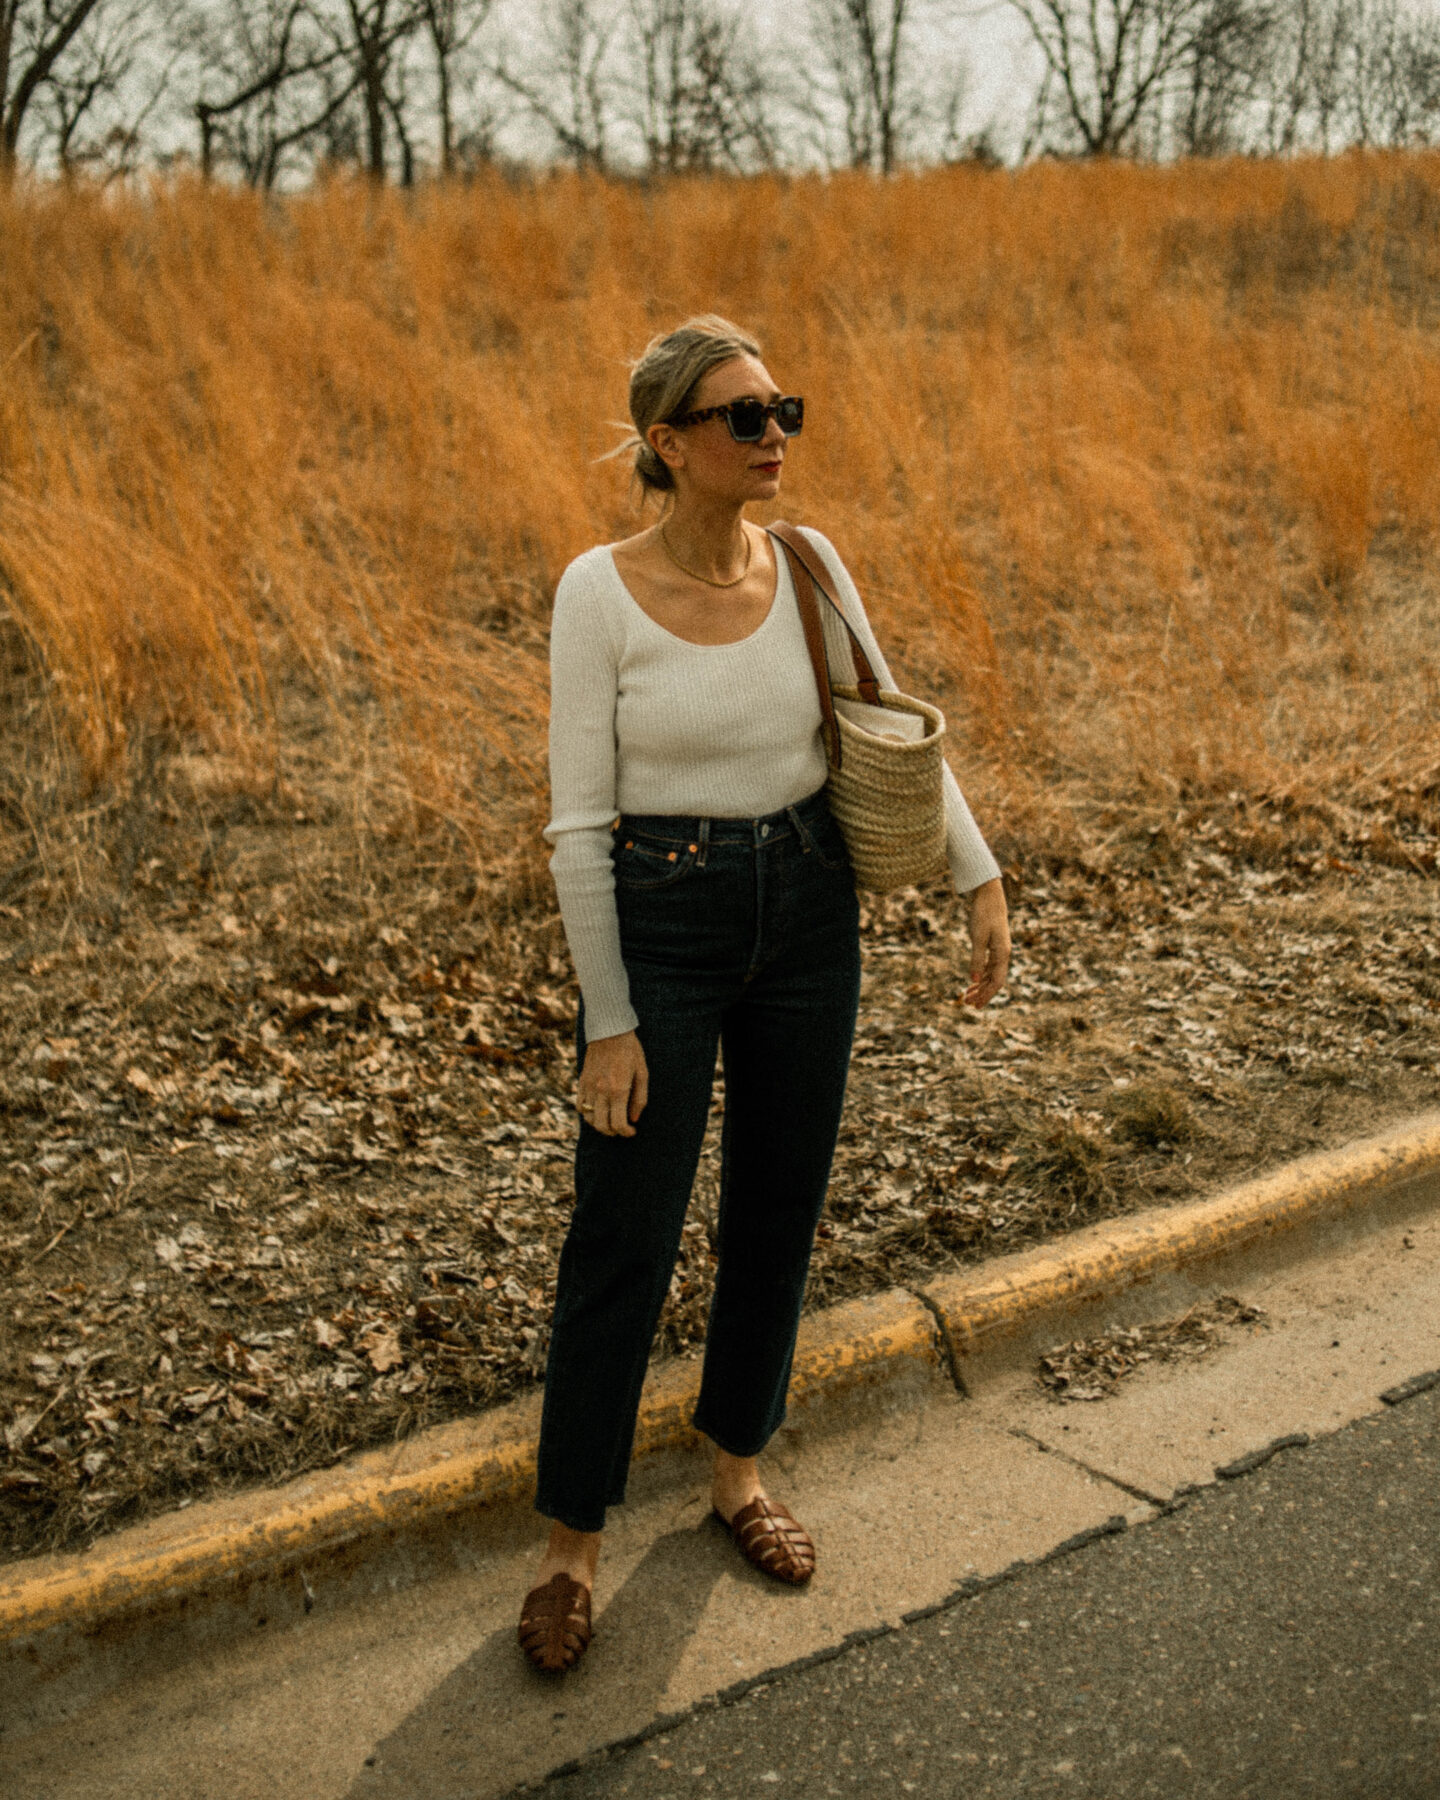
[346,1519,729,1799]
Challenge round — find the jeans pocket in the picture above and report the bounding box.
[794,807,850,872]
[612,829,700,890]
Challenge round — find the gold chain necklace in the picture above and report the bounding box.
[659,522,752,589]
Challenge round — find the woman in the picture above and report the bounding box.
[519,316,1010,1674]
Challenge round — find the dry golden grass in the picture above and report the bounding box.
[3,151,1440,886]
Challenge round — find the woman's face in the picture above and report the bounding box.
[649,353,791,506]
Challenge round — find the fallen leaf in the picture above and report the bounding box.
[360,1328,403,1374]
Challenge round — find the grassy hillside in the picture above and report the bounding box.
[3,154,1439,884]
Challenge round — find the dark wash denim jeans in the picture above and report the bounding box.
[534,781,862,1533]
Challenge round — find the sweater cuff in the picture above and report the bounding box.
[941,760,1002,895]
[948,837,1003,896]
[547,832,639,1044]
[580,999,640,1044]
[559,904,639,1045]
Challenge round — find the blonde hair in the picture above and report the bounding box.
[607,314,762,498]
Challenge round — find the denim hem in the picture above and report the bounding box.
[533,1493,608,1535]
[691,1409,780,1462]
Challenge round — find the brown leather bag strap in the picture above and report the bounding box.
[768,525,840,770]
[768,523,883,704]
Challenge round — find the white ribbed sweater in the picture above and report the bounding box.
[543,527,1002,1042]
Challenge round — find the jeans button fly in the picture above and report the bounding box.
[761,824,770,837]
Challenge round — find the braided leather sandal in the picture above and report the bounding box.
[714,1495,816,1586]
[518,1572,593,1674]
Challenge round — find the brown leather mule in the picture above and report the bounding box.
[518,1571,593,1674]
[714,1495,816,1585]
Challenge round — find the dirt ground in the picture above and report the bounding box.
[2,789,1437,1562]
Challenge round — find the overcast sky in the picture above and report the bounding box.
[749,0,1038,144]
[479,0,1044,164]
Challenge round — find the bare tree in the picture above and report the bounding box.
[384,19,418,177]
[188,0,309,181]
[493,0,615,170]
[1391,5,1440,141]
[1260,0,1320,151]
[1307,0,1355,149]
[421,0,492,173]
[625,0,776,172]
[1347,0,1440,147]
[1,0,110,179]
[448,76,505,167]
[495,0,774,172]
[683,4,779,169]
[631,0,692,169]
[1253,0,1440,155]
[41,39,118,171]
[1008,0,1224,156]
[282,0,433,182]
[24,0,175,178]
[808,0,916,172]
[179,0,363,185]
[1262,0,1365,152]
[340,0,404,179]
[1175,0,1276,155]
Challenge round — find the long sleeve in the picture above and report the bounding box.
[542,560,640,1043]
[798,528,1003,897]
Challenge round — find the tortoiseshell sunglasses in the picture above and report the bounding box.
[667,395,805,442]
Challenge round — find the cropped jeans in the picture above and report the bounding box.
[535,781,863,1534]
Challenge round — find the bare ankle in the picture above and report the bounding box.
[536,1521,602,1590]
[711,1450,764,1521]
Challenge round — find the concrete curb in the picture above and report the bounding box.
[920,1108,1440,1363]
[0,1288,936,1651]
[3,1110,1439,1657]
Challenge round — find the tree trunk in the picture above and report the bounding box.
[436,43,452,173]
[363,55,386,177]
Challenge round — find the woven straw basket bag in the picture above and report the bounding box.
[768,524,948,894]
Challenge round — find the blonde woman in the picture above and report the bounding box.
[519,317,1010,1674]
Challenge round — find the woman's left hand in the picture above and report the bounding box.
[962,877,1011,1008]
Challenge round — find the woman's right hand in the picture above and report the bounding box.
[576,1029,649,1136]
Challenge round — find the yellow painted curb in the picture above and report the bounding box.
[5,1111,1439,1658]
[922,1109,1440,1360]
[0,1287,937,1651]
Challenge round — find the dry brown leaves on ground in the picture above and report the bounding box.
[1036,1296,1269,1403]
[1,788,1438,1560]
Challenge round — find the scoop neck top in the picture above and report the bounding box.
[603,543,784,649]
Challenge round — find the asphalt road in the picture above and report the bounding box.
[534,1384,1440,1800]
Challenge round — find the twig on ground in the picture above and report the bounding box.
[32,1204,92,1265]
